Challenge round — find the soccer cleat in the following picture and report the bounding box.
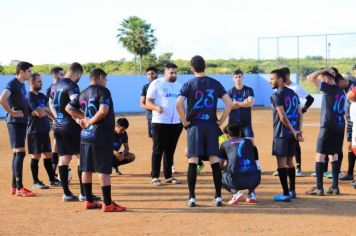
[296,169,304,177]
[228,191,245,205]
[213,197,223,207]
[16,188,36,197]
[114,170,122,176]
[325,172,333,179]
[339,174,354,181]
[49,179,61,187]
[79,194,102,202]
[246,192,257,203]
[171,166,178,174]
[310,172,316,177]
[273,193,291,202]
[289,190,297,199]
[11,187,16,195]
[33,181,49,189]
[186,198,196,207]
[85,201,102,209]
[164,178,181,184]
[272,171,279,176]
[102,201,127,212]
[151,178,161,186]
[305,187,324,196]
[63,193,79,202]
[326,186,340,195]
[197,163,205,173]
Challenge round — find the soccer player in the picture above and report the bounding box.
[0,61,36,197]
[49,62,86,201]
[346,84,356,189]
[112,118,136,175]
[66,68,126,212]
[270,69,303,202]
[306,68,345,196]
[146,63,183,186]
[46,67,64,176]
[28,73,59,189]
[176,55,232,207]
[228,69,261,171]
[219,123,261,204]
[280,67,314,177]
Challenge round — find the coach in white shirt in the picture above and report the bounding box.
[146,63,183,186]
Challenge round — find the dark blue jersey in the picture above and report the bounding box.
[228,86,254,127]
[180,76,226,121]
[69,85,115,144]
[344,80,356,123]
[113,131,128,151]
[27,92,50,134]
[5,78,29,124]
[141,82,152,119]
[46,84,53,101]
[320,82,345,130]
[271,86,300,138]
[49,78,80,130]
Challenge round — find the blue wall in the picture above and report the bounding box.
[0,74,298,117]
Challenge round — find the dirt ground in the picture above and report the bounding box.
[0,109,355,235]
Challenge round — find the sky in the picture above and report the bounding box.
[1,0,356,65]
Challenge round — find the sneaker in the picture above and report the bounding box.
[164,178,181,184]
[151,178,161,186]
[273,193,291,202]
[325,172,333,179]
[79,194,102,202]
[310,172,316,177]
[85,201,102,209]
[305,187,324,196]
[172,166,178,174]
[326,186,340,195]
[296,169,304,177]
[351,180,356,189]
[197,163,205,173]
[289,190,297,199]
[102,201,127,212]
[49,179,61,187]
[246,192,257,203]
[10,187,16,195]
[16,188,36,197]
[187,198,196,207]
[228,191,245,204]
[213,197,223,207]
[339,174,354,181]
[33,181,49,189]
[272,171,279,176]
[114,170,122,176]
[63,193,79,202]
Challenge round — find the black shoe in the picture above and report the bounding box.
[63,193,79,202]
[339,174,354,181]
[33,181,49,189]
[49,179,61,187]
[79,194,102,202]
[326,186,340,195]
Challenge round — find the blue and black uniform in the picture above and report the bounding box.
[27,92,51,154]
[112,131,133,167]
[343,81,356,142]
[228,86,254,137]
[69,84,115,174]
[50,78,81,156]
[271,86,300,157]
[141,82,153,137]
[219,138,261,192]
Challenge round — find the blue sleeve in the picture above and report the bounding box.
[180,82,189,97]
[248,87,254,97]
[68,83,80,98]
[99,89,112,107]
[28,94,39,111]
[5,80,15,94]
[320,82,333,94]
[271,93,283,107]
[68,94,80,110]
[123,132,128,143]
[216,82,227,98]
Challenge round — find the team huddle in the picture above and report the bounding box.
[0,56,355,211]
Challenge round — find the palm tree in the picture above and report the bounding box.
[117,16,157,74]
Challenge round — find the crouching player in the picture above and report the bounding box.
[66,68,126,212]
[112,118,136,175]
[219,123,261,204]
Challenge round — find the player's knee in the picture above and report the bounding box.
[127,153,135,162]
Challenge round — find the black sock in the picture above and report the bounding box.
[331,160,339,189]
[324,157,329,172]
[295,143,301,170]
[102,185,112,206]
[338,152,343,169]
[288,167,296,191]
[30,158,40,183]
[187,163,197,199]
[12,153,16,188]
[15,152,25,190]
[52,152,59,174]
[316,162,324,190]
[83,183,93,202]
[253,146,259,161]
[43,158,55,182]
[59,165,71,195]
[347,152,355,176]
[77,166,84,195]
[211,163,222,198]
[277,168,289,196]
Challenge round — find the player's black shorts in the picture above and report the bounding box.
[317,127,344,155]
[347,120,353,142]
[272,136,297,157]
[222,171,261,191]
[80,143,112,174]
[27,132,52,154]
[54,126,81,156]
[187,121,220,158]
[7,123,26,148]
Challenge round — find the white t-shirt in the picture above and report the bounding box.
[146,77,182,124]
[287,82,309,99]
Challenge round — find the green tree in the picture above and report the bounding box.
[0,65,4,75]
[117,16,157,74]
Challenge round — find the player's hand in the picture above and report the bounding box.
[323,68,336,76]
[155,106,163,113]
[232,99,240,108]
[347,142,352,152]
[79,118,90,128]
[115,152,125,161]
[11,108,24,118]
[182,120,190,129]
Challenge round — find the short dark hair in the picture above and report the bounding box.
[116,118,129,128]
[280,67,290,75]
[165,63,177,69]
[51,67,63,74]
[90,68,107,80]
[69,62,83,74]
[31,73,40,82]
[191,55,206,73]
[146,66,158,73]
[16,61,33,75]
[271,69,287,82]
[233,69,243,76]
[225,123,241,138]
